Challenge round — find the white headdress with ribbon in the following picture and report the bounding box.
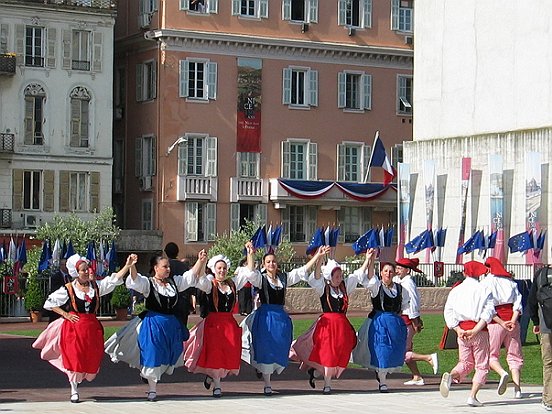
[322,259,342,280]
[66,253,87,279]
[207,254,231,274]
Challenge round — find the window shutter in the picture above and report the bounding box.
[136,63,144,102]
[59,171,69,212]
[135,137,143,177]
[179,60,189,97]
[281,140,290,178]
[45,28,56,68]
[281,208,290,242]
[282,68,291,104]
[362,74,372,110]
[15,24,24,66]
[92,31,103,72]
[259,0,269,18]
[337,144,345,181]
[206,203,216,241]
[282,0,291,20]
[209,0,218,13]
[12,169,23,211]
[338,0,347,26]
[205,136,217,177]
[178,140,188,175]
[180,0,189,10]
[185,202,198,242]
[363,0,372,28]
[230,203,240,231]
[24,97,34,145]
[391,0,399,30]
[305,206,317,244]
[256,203,267,225]
[151,60,157,99]
[0,24,9,54]
[232,0,240,15]
[89,172,100,212]
[308,0,318,23]
[337,72,346,108]
[62,29,72,69]
[308,142,317,180]
[81,100,89,146]
[43,170,55,212]
[150,135,157,176]
[362,144,371,182]
[308,69,318,107]
[70,99,81,147]
[207,61,217,99]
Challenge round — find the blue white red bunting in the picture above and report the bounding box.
[278,179,394,201]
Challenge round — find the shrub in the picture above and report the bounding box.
[110,284,131,309]
[24,276,45,311]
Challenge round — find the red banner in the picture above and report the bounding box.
[3,275,19,294]
[236,58,262,153]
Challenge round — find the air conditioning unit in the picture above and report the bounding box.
[348,27,356,36]
[23,213,38,229]
[404,35,413,45]
[139,176,153,192]
[138,13,151,29]
[114,107,123,120]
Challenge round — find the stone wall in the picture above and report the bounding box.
[284,287,451,313]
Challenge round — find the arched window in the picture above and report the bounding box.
[23,83,46,145]
[69,86,91,147]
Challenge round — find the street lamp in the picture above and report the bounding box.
[166,136,187,156]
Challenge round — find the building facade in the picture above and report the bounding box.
[114,0,414,258]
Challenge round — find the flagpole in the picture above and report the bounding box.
[363,130,379,183]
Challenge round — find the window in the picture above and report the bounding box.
[70,86,91,148]
[338,0,372,28]
[178,135,217,177]
[238,152,260,178]
[282,139,317,180]
[230,203,267,231]
[135,135,157,178]
[114,67,126,116]
[180,0,218,13]
[139,0,158,26]
[136,60,157,102]
[23,171,41,211]
[282,205,317,243]
[391,0,413,33]
[71,30,90,71]
[25,26,44,67]
[113,139,124,193]
[232,0,269,18]
[337,142,370,182]
[282,67,318,107]
[179,59,217,100]
[338,71,371,111]
[397,75,412,114]
[69,172,88,212]
[142,199,153,230]
[282,0,318,23]
[338,207,371,243]
[23,83,45,145]
[185,202,216,242]
[391,144,403,179]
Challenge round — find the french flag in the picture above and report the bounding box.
[368,131,396,185]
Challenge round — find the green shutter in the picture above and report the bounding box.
[43,170,55,212]
[89,172,100,212]
[59,171,70,212]
[12,169,23,211]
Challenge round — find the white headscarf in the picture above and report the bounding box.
[207,254,231,274]
[66,253,87,279]
[321,259,342,280]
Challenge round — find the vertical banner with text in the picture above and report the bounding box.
[526,151,542,264]
[397,162,410,260]
[489,154,504,262]
[423,160,435,263]
[456,157,471,265]
[236,58,262,152]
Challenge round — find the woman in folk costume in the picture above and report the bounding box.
[481,257,524,399]
[240,241,325,396]
[440,260,495,407]
[33,253,136,403]
[352,248,409,393]
[290,246,357,395]
[184,254,248,398]
[105,250,206,402]
[393,257,439,386]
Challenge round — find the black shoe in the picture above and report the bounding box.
[212,387,222,398]
[263,386,273,396]
[203,375,212,390]
[323,386,331,395]
[308,368,316,389]
[141,376,148,384]
[255,370,263,379]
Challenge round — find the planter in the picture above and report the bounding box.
[115,308,128,321]
[29,310,41,323]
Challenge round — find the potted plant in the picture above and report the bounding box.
[110,284,131,320]
[24,275,45,323]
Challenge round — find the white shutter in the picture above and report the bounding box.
[391,0,399,30]
[207,61,217,99]
[62,29,72,69]
[282,0,291,20]
[136,63,144,102]
[205,136,217,177]
[256,203,267,225]
[281,140,290,178]
[232,0,240,15]
[230,203,240,231]
[0,24,9,54]
[337,72,346,108]
[178,140,188,175]
[208,0,218,13]
[282,68,292,104]
[308,142,317,180]
[338,0,347,26]
[337,144,345,181]
[259,0,269,18]
[308,0,318,23]
[362,144,371,182]
[363,0,372,28]
[179,60,189,97]
[15,24,24,66]
[92,31,103,72]
[362,73,372,110]
[151,60,157,99]
[308,69,318,107]
[281,208,290,242]
[180,0,189,10]
[185,202,198,242]
[135,137,143,177]
[206,203,217,241]
[305,206,317,244]
[46,28,56,68]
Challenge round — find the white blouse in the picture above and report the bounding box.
[196,271,250,294]
[444,277,495,329]
[480,274,523,313]
[307,272,359,298]
[238,266,309,289]
[125,270,197,298]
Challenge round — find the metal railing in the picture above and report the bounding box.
[16,0,116,9]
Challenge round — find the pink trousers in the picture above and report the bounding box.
[452,330,489,385]
[488,322,523,370]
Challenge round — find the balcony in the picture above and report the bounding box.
[0,209,12,228]
[230,177,268,203]
[0,133,14,152]
[14,0,117,10]
[0,54,16,76]
[177,176,217,202]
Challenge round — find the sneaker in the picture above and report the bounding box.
[404,378,425,386]
[514,390,522,399]
[70,393,79,403]
[323,386,331,395]
[212,387,222,398]
[467,397,483,407]
[439,372,452,398]
[431,353,439,375]
[146,391,157,402]
[542,402,552,411]
[497,372,509,395]
[378,384,388,393]
[263,386,272,396]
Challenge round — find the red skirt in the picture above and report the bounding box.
[60,313,104,374]
[310,313,357,368]
[197,312,241,370]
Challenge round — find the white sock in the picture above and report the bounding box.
[262,373,272,387]
[213,377,221,389]
[70,381,78,395]
[379,370,388,384]
[324,375,332,388]
[147,378,157,393]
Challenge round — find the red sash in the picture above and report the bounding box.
[459,320,488,331]
[495,303,514,321]
[401,315,413,325]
